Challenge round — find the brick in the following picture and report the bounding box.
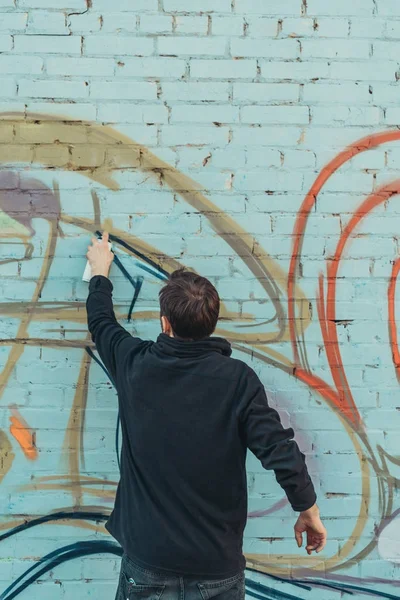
[235,0,300,15]
[18,79,89,99]
[281,17,315,37]
[90,81,157,100]
[46,57,115,76]
[140,14,173,34]
[246,148,281,168]
[174,16,208,35]
[303,83,371,103]
[385,20,400,38]
[70,145,105,167]
[244,17,278,37]
[14,34,81,54]
[85,35,153,56]
[373,84,400,104]
[211,16,244,36]
[68,12,102,33]
[231,38,299,59]
[261,60,331,80]
[170,105,239,123]
[311,106,380,125]
[378,0,400,15]
[158,36,226,56]
[160,125,229,146]
[306,0,375,16]
[98,103,168,123]
[0,12,27,31]
[34,144,70,166]
[373,41,400,61]
[27,10,68,34]
[163,0,231,12]
[0,145,33,163]
[233,82,299,103]
[190,59,257,79]
[349,17,386,38]
[161,82,229,101]
[231,125,302,146]
[0,34,12,51]
[315,17,350,36]
[301,39,370,59]
[234,170,303,192]
[92,0,158,9]
[0,79,16,97]
[19,0,84,6]
[0,55,42,74]
[384,108,400,125]
[241,105,309,124]
[329,61,397,81]
[26,102,96,120]
[117,58,186,78]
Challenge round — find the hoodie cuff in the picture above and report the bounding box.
[288,482,317,512]
[89,275,113,293]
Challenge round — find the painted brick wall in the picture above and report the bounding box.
[0,1,399,598]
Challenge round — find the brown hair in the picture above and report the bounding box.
[159,269,220,340]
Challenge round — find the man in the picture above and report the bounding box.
[86,233,327,600]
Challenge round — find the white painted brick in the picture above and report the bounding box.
[303,83,371,103]
[384,108,400,125]
[231,125,302,146]
[261,60,331,80]
[231,38,300,58]
[68,11,102,33]
[373,84,400,104]
[235,0,300,15]
[160,125,229,146]
[117,57,186,78]
[378,0,400,16]
[244,17,278,37]
[90,81,157,100]
[315,17,350,36]
[190,59,257,79]
[283,149,316,168]
[26,102,96,120]
[0,34,12,51]
[161,82,230,101]
[46,57,115,76]
[19,0,85,6]
[85,36,154,56]
[311,106,381,125]
[373,41,400,61]
[27,10,68,34]
[18,79,89,99]
[212,15,244,36]
[98,103,168,123]
[170,105,239,123]
[0,79,16,97]
[0,12,27,32]
[329,61,397,81]
[163,0,231,12]
[233,82,299,103]
[349,17,386,37]
[92,0,158,9]
[140,14,173,34]
[174,16,208,35]
[0,55,43,74]
[246,148,281,168]
[385,20,400,38]
[158,36,226,56]
[14,34,81,54]
[301,39,370,59]
[241,105,309,124]
[307,0,375,16]
[100,13,137,33]
[234,170,303,192]
[281,18,315,37]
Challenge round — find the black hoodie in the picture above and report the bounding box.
[86,275,317,578]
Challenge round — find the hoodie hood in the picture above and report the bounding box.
[156,333,232,359]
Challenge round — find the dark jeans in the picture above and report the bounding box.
[116,554,245,600]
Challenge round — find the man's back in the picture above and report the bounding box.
[87,276,317,578]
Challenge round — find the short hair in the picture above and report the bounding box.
[159,268,220,340]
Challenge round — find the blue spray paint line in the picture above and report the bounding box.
[0,541,123,600]
[85,346,116,387]
[0,511,109,543]
[96,230,169,278]
[133,259,168,281]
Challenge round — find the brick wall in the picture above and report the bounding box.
[0,1,399,598]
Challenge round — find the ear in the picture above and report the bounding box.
[161,316,172,335]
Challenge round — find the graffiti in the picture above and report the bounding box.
[0,114,399,598]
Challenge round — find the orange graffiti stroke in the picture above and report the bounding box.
[9,407,38,461]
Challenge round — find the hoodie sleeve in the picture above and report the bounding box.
[239,367,317,512]
[86,275,145,384]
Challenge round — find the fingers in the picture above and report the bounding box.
[294,528,303,548]
[102,231,109,244]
